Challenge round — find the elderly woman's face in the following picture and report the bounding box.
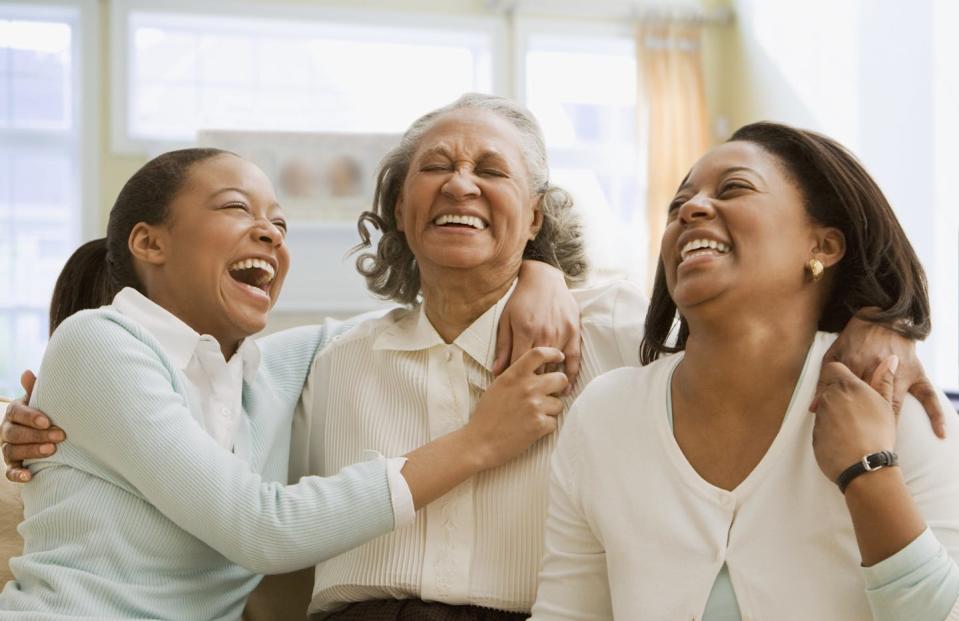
[661,140,821,313]
[395,109,542,280]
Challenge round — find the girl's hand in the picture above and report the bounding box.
[401,347,568,510]
[812,355,899,483]
[495,260,581,391]
[469,346,568,470]
[822,309,946,437]
[2,370,65,483]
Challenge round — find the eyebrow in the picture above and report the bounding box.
[676,166,762,193]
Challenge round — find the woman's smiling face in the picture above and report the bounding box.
[148,154,290,350]
[660,140,820,314]
[395,108,542,283]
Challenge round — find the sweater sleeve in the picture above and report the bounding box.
[32,311,396,575]
[862,391,959,621]
[530,406,614,621]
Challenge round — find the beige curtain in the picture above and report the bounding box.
[636,21,710,289]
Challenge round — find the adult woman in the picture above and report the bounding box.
[530,123,959,620]
[0,148,570,619]
[3,103,941,621]
[288,97,939,620]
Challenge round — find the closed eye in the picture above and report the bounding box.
[272,219,288,233]
[719,181,754,195]
[477,168,508,178]
[668,196,688,213]
[224,202,251,212]
[420,163,451,172]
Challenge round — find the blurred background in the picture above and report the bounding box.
[0,0,956,397]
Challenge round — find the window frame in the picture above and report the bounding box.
[109,0,509,155]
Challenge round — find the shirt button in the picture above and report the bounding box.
[219,407,230,417]
[445,349,453,362]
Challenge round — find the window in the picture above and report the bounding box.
[0,2,95,397]
[518,23,646,282]
[114,3,500,149]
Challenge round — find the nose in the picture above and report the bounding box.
[441,167,481,201]
[678,192,716,224]
[253,218,284,247]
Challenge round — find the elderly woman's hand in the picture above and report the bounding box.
[812,356,899,484]
[820,309,946,438]
[2,370,65,482]
[494,260,581,390]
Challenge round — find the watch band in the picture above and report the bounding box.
[836,450,898,493]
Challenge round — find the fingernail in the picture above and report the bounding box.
[888,355,900,375]
[51,431,65,442]
[40,443,54,455]
[18,472,28,482]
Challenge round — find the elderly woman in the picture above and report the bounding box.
[2,99,943,621]
[530,122,959,620]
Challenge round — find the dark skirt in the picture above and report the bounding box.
[317,600,528,621]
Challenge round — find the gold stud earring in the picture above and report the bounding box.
[806,258,824,281]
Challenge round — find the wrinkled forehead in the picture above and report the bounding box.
[413,109,530,166]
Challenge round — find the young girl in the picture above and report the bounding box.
[0,148,570,620]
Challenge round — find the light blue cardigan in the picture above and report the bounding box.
[0,308,396,620]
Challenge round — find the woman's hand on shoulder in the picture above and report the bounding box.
[2,370,66,482]
[495,260,581,391]
[468,346,569,470]
[812,355,898,483]
[823,309,946,438]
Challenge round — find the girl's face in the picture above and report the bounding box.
[147,154,289,352]
[660,141,823,316]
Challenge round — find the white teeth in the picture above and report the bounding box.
[680,239,731,261]
[228,258,276,284]
[433,214,488,230]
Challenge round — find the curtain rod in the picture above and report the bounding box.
[484,1,734,26]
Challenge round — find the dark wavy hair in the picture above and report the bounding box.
[48,148,233,333]
[352,93,589,305]
[640,121,930,365]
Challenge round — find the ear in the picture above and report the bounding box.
[128,222,169,266]
[811,226,845,268]
[528,195,544,241]
[394,195,405,233]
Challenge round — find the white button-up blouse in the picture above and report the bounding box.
[293,280,648,616]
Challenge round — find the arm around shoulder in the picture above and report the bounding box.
[35,312,396,574]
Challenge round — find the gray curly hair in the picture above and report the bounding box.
[353,93,589,306]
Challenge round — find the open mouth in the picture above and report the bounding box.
[679,238,732,263]
[227,258,276,296]
[432,214,488,230]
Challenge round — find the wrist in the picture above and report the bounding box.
[842,461,902,498]
[450,426,494,474]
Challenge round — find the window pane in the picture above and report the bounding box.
[11,152,71,218]
[1,20,71,129]
[127,12,492,140]
[134,28,198,82]
[0,310,48,397]
[525,33,644,281]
